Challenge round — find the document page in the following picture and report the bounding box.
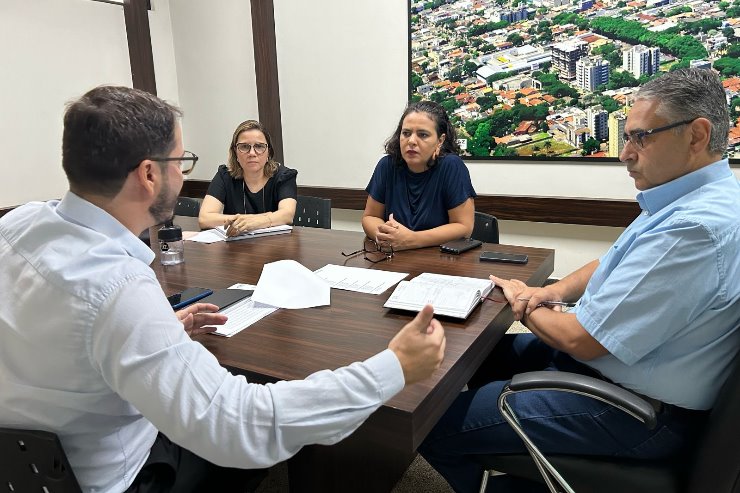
[384,273,493,319]
[187,225,292,244]
[211,284,278,337]
[314,264,409,295]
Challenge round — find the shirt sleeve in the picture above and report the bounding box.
[365,156,391,205]
[574,219,721,366]
[90,277,405,469]
[205,166,229,205]
[441,155,476,210]
[275,166,298,202]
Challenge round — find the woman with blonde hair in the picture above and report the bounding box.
[199,120,297,235]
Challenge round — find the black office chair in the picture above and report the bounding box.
[473,352,740,493]
[294,195,331,229]
[472,211,499,244]
[0,427,81,492]
[174,196,202,217]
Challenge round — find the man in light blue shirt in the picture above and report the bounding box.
[420,68,739,493]
[0,86,446,493]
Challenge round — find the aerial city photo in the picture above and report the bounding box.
[410,0,740,160]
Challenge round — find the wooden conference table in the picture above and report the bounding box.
[151,220,554,492]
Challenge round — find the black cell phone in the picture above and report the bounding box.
[199,289,253,311]
[480,251,529,264]
[440,238,483,254]
[168,287,213,310]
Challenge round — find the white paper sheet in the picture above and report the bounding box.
[210,283,278,337]
[251,260,331,309]
[186,225,292,244]
[313,264,408,295]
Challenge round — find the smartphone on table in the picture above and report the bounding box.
[167,287,213,310]
[479,251,528,264]
[440,238,483,254]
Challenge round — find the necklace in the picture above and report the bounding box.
[242,180,266,214]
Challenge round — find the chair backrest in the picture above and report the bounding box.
[472,211,499,244]
[0,428,81,492]
[687,351,740,493]
[174,196,202,217]
[294,195,331,229]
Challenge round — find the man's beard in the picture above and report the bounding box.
[149,176,178,225]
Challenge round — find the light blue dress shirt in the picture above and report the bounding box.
[0,192,404,493]
[574,160,740,410]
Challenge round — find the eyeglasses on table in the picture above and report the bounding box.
[341,238,394,263]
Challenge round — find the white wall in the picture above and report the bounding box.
[0,0,179,208]
[0,0,132,207]
[167,0,258,182]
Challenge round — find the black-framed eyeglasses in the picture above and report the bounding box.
[341,238,394,263]
[148,150,199,175]
[621,118,696,149]
[234,142,269,155]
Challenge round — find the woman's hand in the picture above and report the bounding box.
[175,303,227,337]
[224,213,269,236]
[376,213,416,250]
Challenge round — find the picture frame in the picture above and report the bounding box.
[409,0,740,163]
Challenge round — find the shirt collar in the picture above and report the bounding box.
[56,191,156,264]
[636,159,731,215]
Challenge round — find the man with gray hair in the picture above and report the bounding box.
[420,68,739,492]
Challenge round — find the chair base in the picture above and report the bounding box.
[478,454,682,493]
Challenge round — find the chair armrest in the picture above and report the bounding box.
[509,371,657,429]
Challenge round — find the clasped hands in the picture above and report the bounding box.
[176,303,227,337]
[375,213,414,250]
[489,275,564,322]
[224,213,265,237]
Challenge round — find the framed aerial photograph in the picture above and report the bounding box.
[409,0,740,162]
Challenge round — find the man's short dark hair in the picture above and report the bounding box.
[62,86,182,196]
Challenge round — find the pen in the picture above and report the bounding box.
[173,289,214,310]
[517,298,577,308]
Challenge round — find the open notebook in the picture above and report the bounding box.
[213,224,292,241]
[384,273,494,319]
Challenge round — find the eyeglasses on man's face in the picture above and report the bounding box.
[621,118,696,149]
[148,150,199,175]
[341,238,394,263]
[234,142,269,155]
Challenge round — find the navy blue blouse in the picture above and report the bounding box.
[365,154,476,231]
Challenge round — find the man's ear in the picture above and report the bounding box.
[132,159,158,197]
[688,117,712,154]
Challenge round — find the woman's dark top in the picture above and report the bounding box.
[365,154,476,231]
[205,164,298,215]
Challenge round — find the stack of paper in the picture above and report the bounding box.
[210,284,277,337]
[187,225,292,244]
[214,224,292,241]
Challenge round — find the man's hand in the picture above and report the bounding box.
[176,303,227,337]
[490,275,562,321]
[388,304,446,385]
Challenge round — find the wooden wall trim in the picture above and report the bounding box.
[123,0,157,94]
[180,181,638,227]
[251,0,284,163]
